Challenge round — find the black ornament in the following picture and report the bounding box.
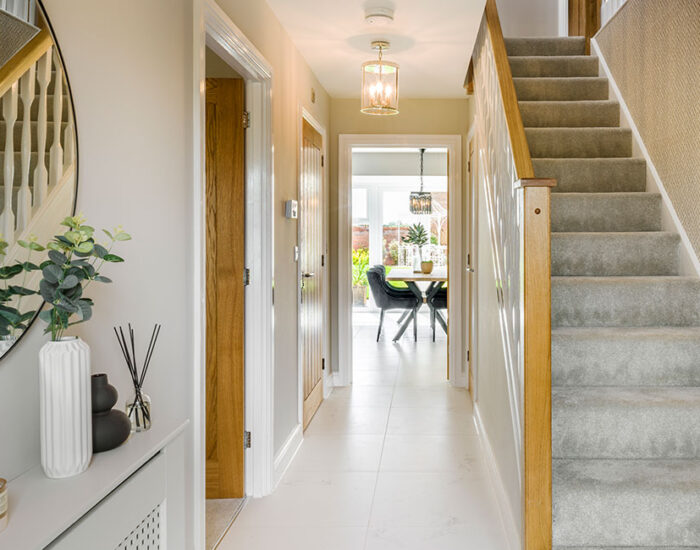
[91,374,130,453]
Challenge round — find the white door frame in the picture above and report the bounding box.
[193,0,275,546]
[336,134,465,387]
[297,108,330,429]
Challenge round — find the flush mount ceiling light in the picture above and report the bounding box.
[409,148,432,214]
[361,40,399,116]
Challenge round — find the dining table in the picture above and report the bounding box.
[385,266,448,342]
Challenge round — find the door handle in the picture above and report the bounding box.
[465,267,474,273]
[303,272,315,278]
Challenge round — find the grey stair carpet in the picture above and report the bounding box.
[509,37,700,547]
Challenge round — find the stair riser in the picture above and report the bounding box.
[552,233,679,276]
[552,277,700,327]
[520,101,619,127]
[553,388,700,459]
[509,56,599,77]
[553,328,700,386]
[551,194,661,232]
[514,78,608,100]
[534,158,647,193]
[527,128,632,158]
[554,460,700,547]
[0,121,67,151]
[505,37,586,56]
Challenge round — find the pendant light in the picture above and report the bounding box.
[361,41,399,115]
[409,148,432,214]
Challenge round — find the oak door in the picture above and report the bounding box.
[300,120,324,429]
[205,78,246,499]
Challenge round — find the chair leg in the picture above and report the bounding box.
[377,309,385,342]
[413,308,418,342]
[397,309,410,325]
[432,308,436,342]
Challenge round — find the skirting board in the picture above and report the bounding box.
[273,423,303,488]
[473,403,521,550]
[592,38,700,278]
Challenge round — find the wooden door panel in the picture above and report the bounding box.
[206,78,246,499]
[300,120,324,429]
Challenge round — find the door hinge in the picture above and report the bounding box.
[467,350,470,362]
[272,287,275,305]
[244,430,252,449]
[244,267,251,286]
[322,358,325,371]
[468,159,471,172]
[321,155,325,167]
[467,253,471,265]
[242,110,250,129]
[321,254,325,267]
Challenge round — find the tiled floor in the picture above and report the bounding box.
[218,310,507,550]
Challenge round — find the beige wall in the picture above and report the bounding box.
[596,0,700,260]
[0,0,197,543]
[329,97,473,371]
[213,0,331,454]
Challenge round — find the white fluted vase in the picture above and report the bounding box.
[39,337,92,478]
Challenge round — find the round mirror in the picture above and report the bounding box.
[0,0,78,358]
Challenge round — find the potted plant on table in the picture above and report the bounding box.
[352,248,369,306]
[402,223,429,272]
[33,215,130,478]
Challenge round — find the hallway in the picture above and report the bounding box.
[218,313,508,549]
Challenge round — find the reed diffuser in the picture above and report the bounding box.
[114,324,161,432]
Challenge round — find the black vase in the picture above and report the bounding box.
[91,374,131,453]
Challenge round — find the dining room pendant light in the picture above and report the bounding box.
[361,41,399,115]
[409,148,432,215]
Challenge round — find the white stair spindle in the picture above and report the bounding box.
[48,58,63,189]
[2,84,18,243]
[63,115,74,167]
[17,65,35,232]
[33,48,51,207]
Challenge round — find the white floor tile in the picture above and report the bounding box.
[289,434,385,472]
[365,523,507,550]
[304,402,390,435]
[386,407,477,435]
[392,386,472,410]
[218,525,367,550]
[369,472,496,528]
[352,369,398,386]
[328,386,394,408]
[380,434,483,473]
[235,471,377,527]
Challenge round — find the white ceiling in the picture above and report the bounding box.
[265,0,486,98]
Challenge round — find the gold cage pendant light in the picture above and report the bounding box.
[361,40,399,116]
[409,148,432,215]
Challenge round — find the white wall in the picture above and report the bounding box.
[496,0,561,37]
[0,0,196,543]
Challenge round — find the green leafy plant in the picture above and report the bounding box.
[31,215,131,341]
[0,235,40,337]
[352,247,369,287]
[402,223,429,246]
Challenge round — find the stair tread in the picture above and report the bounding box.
[553,458,700,547]
[534,157,647,193]
[551,193,661,232]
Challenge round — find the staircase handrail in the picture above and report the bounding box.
[468,1,554,548]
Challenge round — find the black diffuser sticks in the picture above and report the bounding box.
[114,323,161,430]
